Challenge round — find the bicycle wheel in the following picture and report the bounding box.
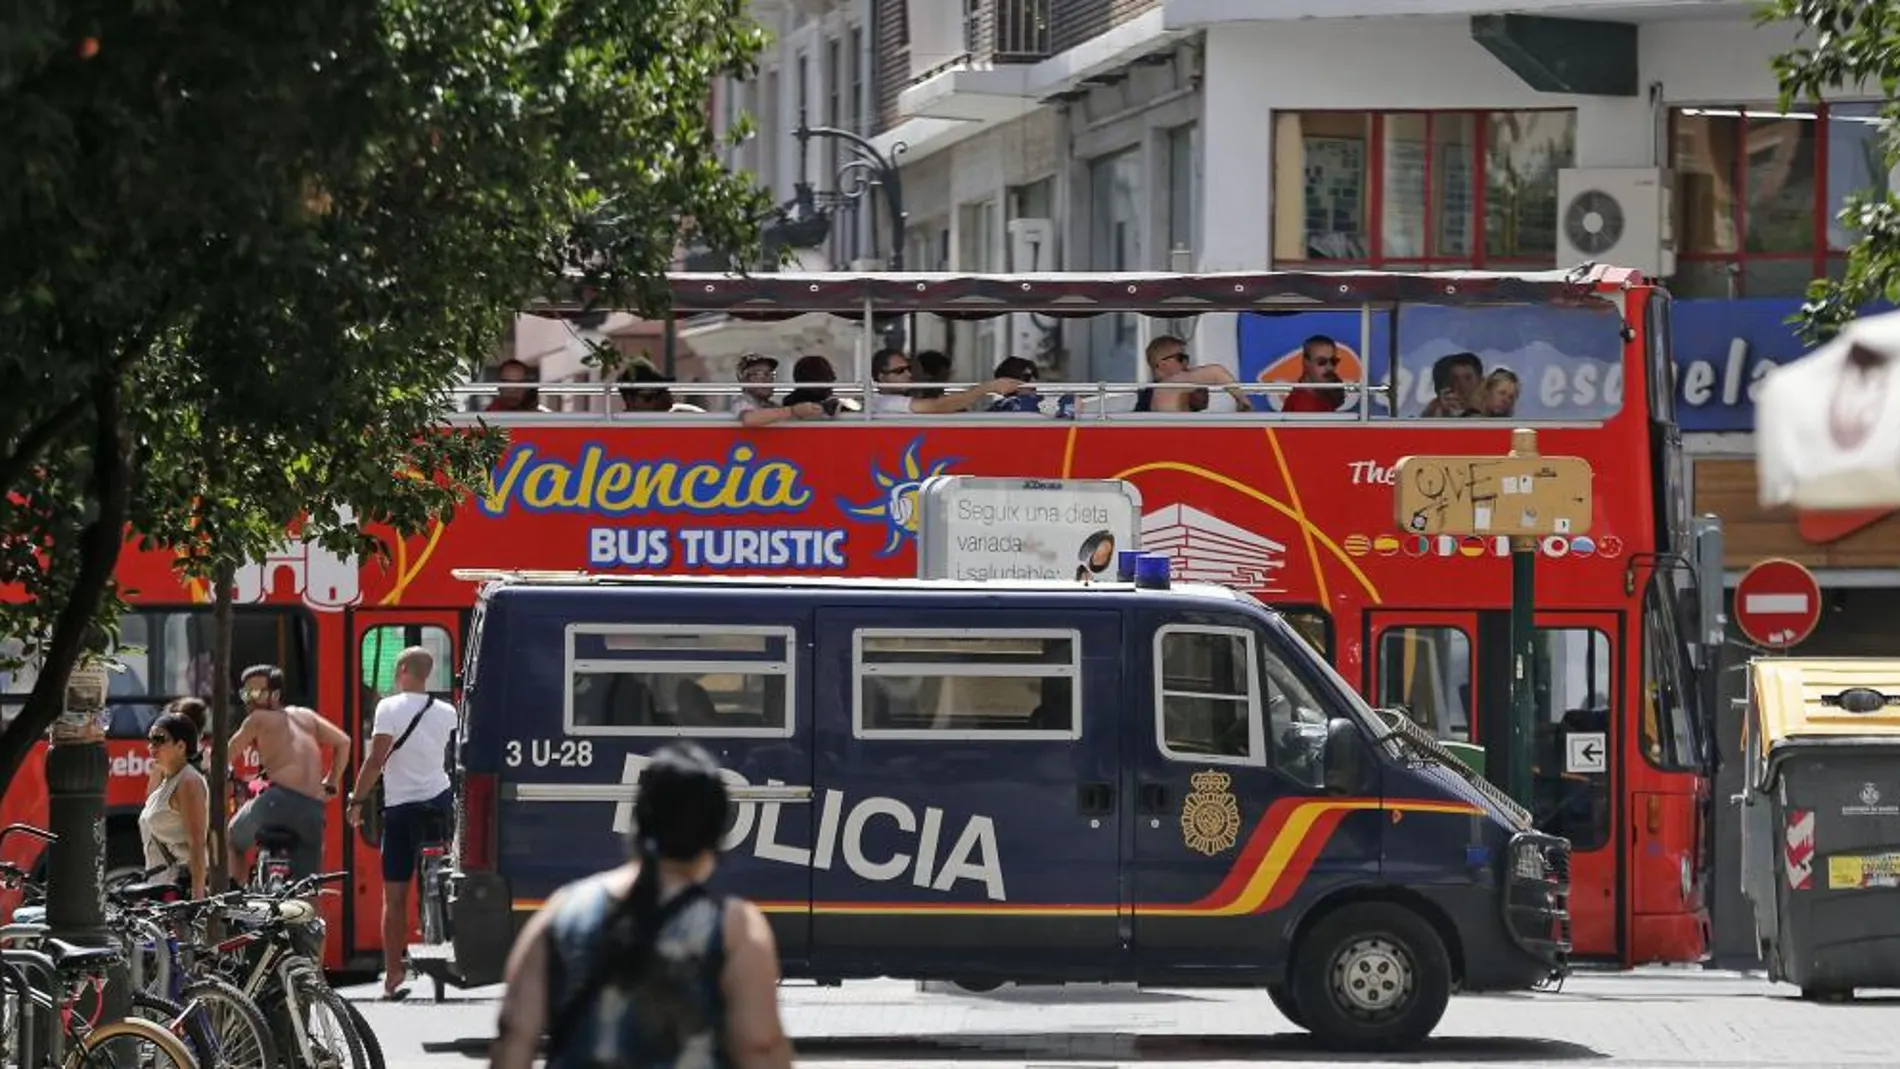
[178,976,281,1069]
[68,1015,198,1068]
[131,991,216,1068]
[340,999,385,1069]
[280,964,370,1069]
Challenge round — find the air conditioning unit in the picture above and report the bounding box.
[1007,218,1056,358]
[1555,167,1676,279]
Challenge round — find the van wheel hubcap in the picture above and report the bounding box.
[1331,936,1413,1017]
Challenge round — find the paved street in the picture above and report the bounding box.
[339,967,1900,1068]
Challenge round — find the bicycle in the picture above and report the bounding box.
[185,870,373,1069]
[0,825,197,1068]
[406,808,454,1003]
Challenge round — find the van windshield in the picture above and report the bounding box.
[1240,596,1381,732]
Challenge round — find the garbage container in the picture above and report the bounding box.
[1738,657,1900,1000]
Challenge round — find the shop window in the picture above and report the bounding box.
[1271,109,1573,268]
[1531,627,1613,852]
[1671,103,1886,297]
[1377,627,1472,743]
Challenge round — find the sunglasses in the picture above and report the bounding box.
[147,734,172,746]
[881,363,912,376]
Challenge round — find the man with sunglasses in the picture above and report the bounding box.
[1140,335,1253,412]
[869,347,1023,415]
[227,664,351,885]
[1281,334,1354,413]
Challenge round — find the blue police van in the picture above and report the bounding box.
[436,568,1570,1051]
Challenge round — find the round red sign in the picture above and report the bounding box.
[1734,557,1823,650]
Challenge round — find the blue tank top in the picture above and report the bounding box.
[544,871,730,1069]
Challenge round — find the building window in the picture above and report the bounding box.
[1088,147,1144,379]
[956,199,1000,372]
[1167,124,1200,270]
[848,25,864,134]
[1671,102,1887,298]
[1271,109,1575,267]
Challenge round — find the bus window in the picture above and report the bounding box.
[359,625,454,696]
[1278,608,1333,659]
[854,630,1080,739]
[1,609,314,739]
[1532,627,1613,852]
[566,625,793,737]
[1640,582,1701,771]
[1155,626,1263,767]
[1376,627,1472,742]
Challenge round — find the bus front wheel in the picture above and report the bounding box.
[1289,901,1451,1052]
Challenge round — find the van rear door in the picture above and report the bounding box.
[810,604,1124,978]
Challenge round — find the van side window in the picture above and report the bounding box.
[565,625,793,737]
[1155,626,1264,767]
[853,629,1080,739]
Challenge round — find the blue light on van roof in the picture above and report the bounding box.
[1134,554,1172,590]
[1116,550,1141,582]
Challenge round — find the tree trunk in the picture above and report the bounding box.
[0,376,134,786]
[207,559,235,893]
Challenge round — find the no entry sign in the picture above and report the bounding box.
[1734,558,1823,649]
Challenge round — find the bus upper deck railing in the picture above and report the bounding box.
[444,379,1595,425]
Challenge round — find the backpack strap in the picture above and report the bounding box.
[389,695,433,754]
[544,882,716,1059]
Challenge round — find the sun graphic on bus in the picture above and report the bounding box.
[838,436,958,556]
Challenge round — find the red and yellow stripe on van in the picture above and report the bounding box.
[510,796,1485,917]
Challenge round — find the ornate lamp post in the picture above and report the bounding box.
[784,107,909,271]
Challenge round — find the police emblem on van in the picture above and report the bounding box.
[1181,770,1241,856]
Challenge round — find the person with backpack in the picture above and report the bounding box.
[489,741,794,1069]
[344,645,457,1000]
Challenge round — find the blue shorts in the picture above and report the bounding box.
[381,790,452,883]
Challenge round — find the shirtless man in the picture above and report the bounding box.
[227,664,350,882]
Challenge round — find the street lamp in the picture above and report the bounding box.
[786,107,908,271]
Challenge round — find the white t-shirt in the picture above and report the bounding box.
[869,393,914,415]
[372,693,456,807]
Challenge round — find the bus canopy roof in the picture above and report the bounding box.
[533,264,1644,319]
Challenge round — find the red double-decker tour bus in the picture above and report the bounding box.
[0,266,1720,973]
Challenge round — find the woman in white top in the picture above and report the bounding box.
[139,705,210,898]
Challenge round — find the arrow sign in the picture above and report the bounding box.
[1565,732,1608,775]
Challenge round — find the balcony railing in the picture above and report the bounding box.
[965,0,1050,65]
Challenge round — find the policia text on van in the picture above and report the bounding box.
[432,570,1571,1051]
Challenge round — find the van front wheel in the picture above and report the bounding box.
[1290,902,1451,1052]
[1265,982,1306,1030]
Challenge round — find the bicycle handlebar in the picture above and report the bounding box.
[0,824,56,850]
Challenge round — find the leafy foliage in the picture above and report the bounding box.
[0,0,773,790]
[1765,1,1900,342]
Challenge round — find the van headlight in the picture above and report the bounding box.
[1513,845,1547,882]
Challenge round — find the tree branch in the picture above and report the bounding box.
[0,374,134,784]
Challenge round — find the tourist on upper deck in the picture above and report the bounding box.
[782,355,859,414]
[912,350,951,401]
[618,358,706,414]
[486,359,549,413]
[1475,367,1519,418]
[868,347,1022,415]
[1422,352,1484,417]
[1280,335,1355,414]
[732,352,833,427]
[1136,335,1252,412]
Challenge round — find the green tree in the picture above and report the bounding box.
[0,0,773,795]
[1766,2,1900,341]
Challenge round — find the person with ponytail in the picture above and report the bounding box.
[490,742,794,1069]
[138,705,210,899]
